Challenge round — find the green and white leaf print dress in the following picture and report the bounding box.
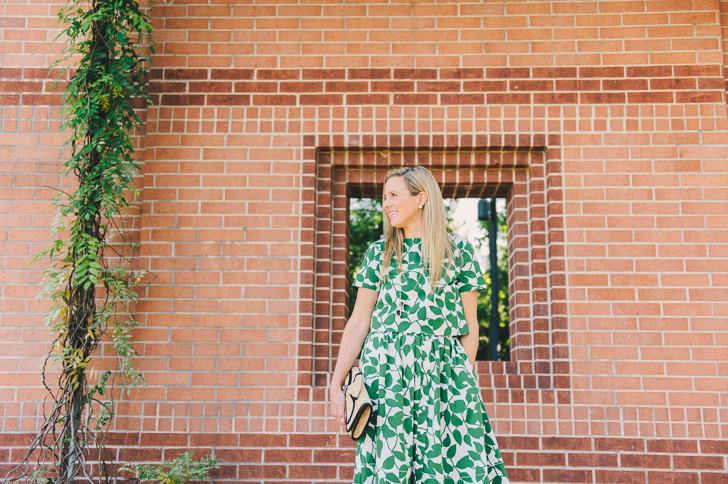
[351,233,509,484]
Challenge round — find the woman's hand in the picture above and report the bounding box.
[329,384,346,427]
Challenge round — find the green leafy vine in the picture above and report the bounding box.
[3,0,156,481]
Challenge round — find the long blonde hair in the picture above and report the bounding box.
[379,166,457,292]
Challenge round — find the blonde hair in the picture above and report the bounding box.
[379,166,457,292]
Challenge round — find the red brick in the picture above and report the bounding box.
[190,433,237,447]
[651,78,697,90]
[160,94,205,105]
[556,79,600,90]
[673,456,725,471]
[594,438,644,452]
[622,454,671,468]
[440,68,483,79]
[394,68,438,79]
[543,437,591,451]
[348,68,390,79]
[702,474,728,484]
[533,67,577,78]
[441,94,484,104]
[487,93,531,104]
[673,65,720,77]
[602,79,647,90]
[647,440,699,453]
[289,434,337,448]
[257,69,299,80]
[510,80,554,91]
[393,93,438,104]
[325,81,368,92]
[570,453,619,467]
[626,66,672,77]
[22,94,63,105]
[239,434,288,447]
[346,94,389,105]
[239,465,286,479]
[163,68,208,80]
[417,81,461,92]
[300,94,343,105]
[509,468,542,482]
[535,93,579,104]
[647,472,699,484]
[628,92,674,103]
[288,465,338,479]
[189,81,232,93]
[518,452,566,466]
[371,81,415,92]
[595,470,645,484]
[580,92,625,103]
[234,82,277,93]
[543,469,592,483]
[304,448,353,465]
[211,69,254,80]
[252,94,297,105]
[580,66,624,77]
[139,433,188,447]
[676,91,723,103]
[700,441,728,455]
[464,80,508,91]
[280,81,323,93]
[264,449,312,463]
[149,81,186,93]
[486,68,531,79]
[302,68,346,79]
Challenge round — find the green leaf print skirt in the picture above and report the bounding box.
[354,331,509,484]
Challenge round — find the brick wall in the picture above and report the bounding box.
[2,0,728,482]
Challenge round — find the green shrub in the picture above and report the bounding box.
[119,452,220,484]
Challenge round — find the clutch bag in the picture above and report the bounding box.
[342,366,372,440]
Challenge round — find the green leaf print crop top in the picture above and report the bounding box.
[351,233,488,336]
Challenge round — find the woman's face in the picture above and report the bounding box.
[383,176,425,231]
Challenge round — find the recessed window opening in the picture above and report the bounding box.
[349,197,510,362]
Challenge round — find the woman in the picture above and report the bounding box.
[329,166,510,484]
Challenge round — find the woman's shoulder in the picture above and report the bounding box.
[446,232,470,250]
[367,237,386,254]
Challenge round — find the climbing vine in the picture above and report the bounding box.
[4,0,155,481]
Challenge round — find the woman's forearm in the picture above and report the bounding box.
[460,330,479,365]
[459,290,480,366]
[331,318,370,388]
[331,287,378,388]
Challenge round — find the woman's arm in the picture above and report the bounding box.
[331,287,378,387]
[459,290,479,369]
[329,287,379,426]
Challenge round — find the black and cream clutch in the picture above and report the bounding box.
[342,366,372,440]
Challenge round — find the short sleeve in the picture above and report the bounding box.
[351,242,382,291]
[455,239,488,293]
